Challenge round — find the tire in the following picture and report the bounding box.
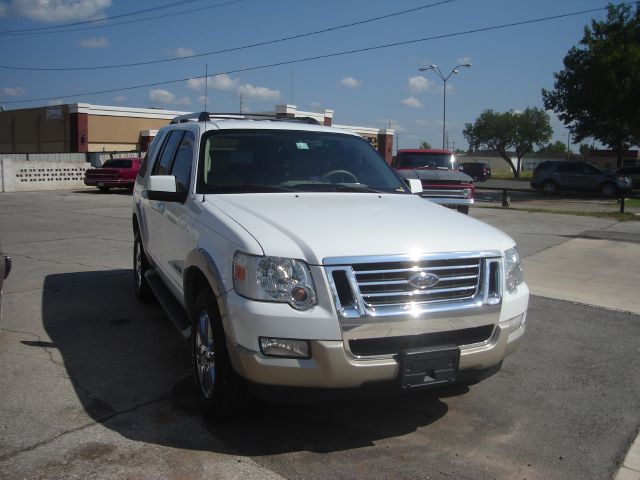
[542,180,557,195]
[457,205,470,215]
[192,290,245,420]
[601,182,617,197]
[98,186,110,193]
[133,233,153,303]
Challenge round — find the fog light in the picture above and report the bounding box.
[259,337,310,358]
[499,314,524,331]
[462,188,472,198]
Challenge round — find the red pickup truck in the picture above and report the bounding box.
[84,157,141,193]
[393,149,475,214]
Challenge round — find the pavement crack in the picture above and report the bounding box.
[0,380,191,464]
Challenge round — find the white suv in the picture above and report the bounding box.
[132,112,528,418]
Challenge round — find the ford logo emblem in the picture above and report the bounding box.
[408,272,440,289]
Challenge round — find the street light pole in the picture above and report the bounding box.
[419,63,472,150]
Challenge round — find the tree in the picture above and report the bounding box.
[419,141,432,149]
[463,108,552,177]
[542,3,640,167]
[579,143,592,156]
[538,140,568,154]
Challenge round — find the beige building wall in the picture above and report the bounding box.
[87,115,170,152]
[0,106,70,153]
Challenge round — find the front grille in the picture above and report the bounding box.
[352,258,481,308]
[349,325,495,357]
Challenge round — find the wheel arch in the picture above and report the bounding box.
[183,249,232,337]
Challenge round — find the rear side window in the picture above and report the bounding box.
[534,162,553,172]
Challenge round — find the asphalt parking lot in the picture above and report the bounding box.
[1,190,639,479]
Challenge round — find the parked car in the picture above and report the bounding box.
[132,112,528,418]
[615,165,640,189]
[393,149,475,214]
[530,160,633,196]
[459,162,491,182]
[84,157,141,193]
[1,252,11,329]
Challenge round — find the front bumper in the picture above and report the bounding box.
[227,299,527,390]
[423,196,475,207]
[84,178,134,188]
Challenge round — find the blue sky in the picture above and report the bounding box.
[0,0,614,151]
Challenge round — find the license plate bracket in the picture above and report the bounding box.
[400,344,460,389]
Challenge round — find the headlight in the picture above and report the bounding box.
[504,246,523,294]
[233,252,317,310]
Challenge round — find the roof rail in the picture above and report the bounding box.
[170,112,321,125]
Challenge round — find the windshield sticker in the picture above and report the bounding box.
[296,142,309,150]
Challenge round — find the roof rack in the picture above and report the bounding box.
[170,112,320,125]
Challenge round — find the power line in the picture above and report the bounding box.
[0,4,619,105]
[0,0,454,71]
[0,0,235,35]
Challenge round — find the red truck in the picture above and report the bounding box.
[84,157,141,193]
[393,149,475,214]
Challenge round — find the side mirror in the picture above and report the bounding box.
[147,175,188,203]
[406,178,423,194]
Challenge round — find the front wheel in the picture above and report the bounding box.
[601,182,617,197]
[457,205,470,215]
[542,180,557,195]
[98,186,110,193]
[192,290,245,419]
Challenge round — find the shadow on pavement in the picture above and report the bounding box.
[40,270,460,456]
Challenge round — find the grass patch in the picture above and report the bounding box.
[491,171,533,181]
[623,198,640,208]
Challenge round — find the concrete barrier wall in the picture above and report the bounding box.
[1,157,90,192]
[0,152,144,192]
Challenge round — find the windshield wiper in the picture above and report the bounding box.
[205,184,296,193]
[307,183,387,193]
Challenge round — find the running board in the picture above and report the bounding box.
[145,270,191,340]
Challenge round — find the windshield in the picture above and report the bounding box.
[398,152,456,170]
[200,130,407,194]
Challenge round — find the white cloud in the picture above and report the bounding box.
[310,101,322,109]
[401,97,423,109]
[149,89,190,106]
[48,99,63,106]
[168,47,194,58]
[79,36,109,48]
[237,83,280,101]
[340,76,362,88]
[113,95,126,103]
[2,86,26,96]
[187,74,239,92]
[9,0,111,22]
[457,56,472,65]
[0,3,6,16]
[408,75,432,93]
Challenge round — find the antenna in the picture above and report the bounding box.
[204,64,208,112]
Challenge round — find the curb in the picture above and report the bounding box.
[615,434,640,479]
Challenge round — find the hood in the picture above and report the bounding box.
[397,169,473,183]
[206,193,514,265]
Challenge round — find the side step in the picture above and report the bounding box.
[145,270,191,340]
